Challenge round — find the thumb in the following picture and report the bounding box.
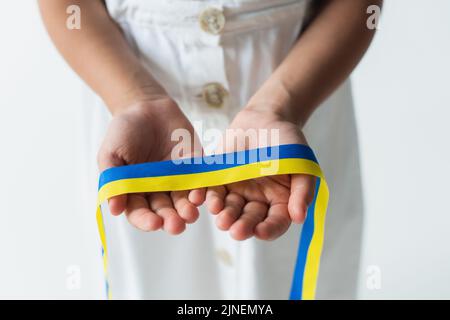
[97,149,127,216]
[288,174,316,224]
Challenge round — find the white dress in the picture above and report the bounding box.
[83,0,364,299]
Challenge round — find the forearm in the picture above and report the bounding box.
[248,0,383,126]
[38,0,165,114]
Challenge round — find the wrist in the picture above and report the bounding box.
[105,68,172,116]
[110,94,180,122]
[246,78,309,127]
[109,89,176,117]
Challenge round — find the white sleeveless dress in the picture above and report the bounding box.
[83,0,364,299]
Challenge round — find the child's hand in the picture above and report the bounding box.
[98,98,205,234]
[205,108,315,241]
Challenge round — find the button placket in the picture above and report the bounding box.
[201,82,228,108]
[199,7,226,35]
[212,231,239,299]
[215,248,233,267]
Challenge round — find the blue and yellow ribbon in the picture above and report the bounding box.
[96,144,329,300]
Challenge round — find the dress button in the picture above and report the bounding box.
[215,248,233,267]
[202,82,228,108]
[199,8,226,35]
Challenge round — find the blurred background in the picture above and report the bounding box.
[0,1,449,299]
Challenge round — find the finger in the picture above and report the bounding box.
[215,192,245,231]
[288,174,316,224]
[149,192,185,235]
[98,150,127,215]
[255,203,291,241]
[229,201,268,241]
[108,196,127,216]
[125,194,163,232]
[205,186,227,214]
[188,188,206,206]
[171,190,199,224]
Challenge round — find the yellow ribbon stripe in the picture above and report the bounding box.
[95,145,329,300]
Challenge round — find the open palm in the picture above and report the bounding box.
[98,99,204,234]
[206,108,315,241]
